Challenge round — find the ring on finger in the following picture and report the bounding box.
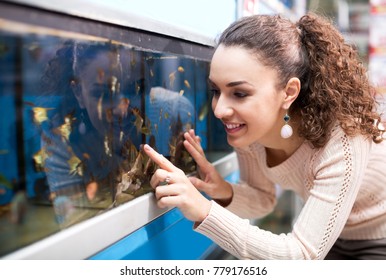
[165,174,171,184]
[159,173,171,186]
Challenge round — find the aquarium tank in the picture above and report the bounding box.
[0,5,232,257]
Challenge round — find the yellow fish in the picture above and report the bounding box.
[141,116,151,135]
[54,113,76,141]
[198,102,209,121]
[32,107,54,125]
[132,108,144,134]
[68,154,83,176]
[184,80,191,89]
[32,147,49,172]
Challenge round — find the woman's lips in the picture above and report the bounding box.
[224,123,245,134]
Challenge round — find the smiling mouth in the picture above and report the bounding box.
[224,123,245,133]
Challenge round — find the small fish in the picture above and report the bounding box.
[141,126,151,135]
[184,80,191,89]
[32,107,54,125]
[117,151,143,195]
[33,147,49,172]
[104,135,112,157]
[179,90,184,96]
[97,92,104,120]
[82,153,91,160]
[68,154,83,176]
[169,71,176,88]
[109,76,118,95]
[198,102,209,121]
[132,108,144,134]
[150,69,154,77]
[153,123,158,135]
[141,116,151,135]
[54,113,76,141]
[169,142,176,159]
[105,108,113,123]
[178,66,184,72]
[128,142,138,164]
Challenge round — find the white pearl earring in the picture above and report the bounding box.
[280,113,293,139]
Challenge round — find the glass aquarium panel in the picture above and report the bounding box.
[0,17,231,257]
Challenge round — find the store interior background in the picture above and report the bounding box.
[122,0,384,93]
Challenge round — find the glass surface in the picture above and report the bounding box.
[0,19,231,256]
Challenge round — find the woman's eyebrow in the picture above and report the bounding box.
[226,81,250,87]
[207,78,217,87]
[208,79,252,88]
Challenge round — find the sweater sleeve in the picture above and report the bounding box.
[225,146,277,219]
[195,131,372,259]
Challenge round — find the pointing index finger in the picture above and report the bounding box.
[143,144,176,172]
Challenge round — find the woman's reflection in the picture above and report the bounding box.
[37,41,150,226]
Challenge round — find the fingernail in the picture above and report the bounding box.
[144,144,152,151]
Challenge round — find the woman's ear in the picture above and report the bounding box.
[71,80,85,109]
[282,77,301,110]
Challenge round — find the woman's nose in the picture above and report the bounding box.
[212,95,233,119]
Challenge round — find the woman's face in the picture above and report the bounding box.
[75,51,131,136]
[209,45,287,148]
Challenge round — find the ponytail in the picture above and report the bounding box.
[294,13,383,146]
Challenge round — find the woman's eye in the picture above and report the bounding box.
[234,92,248,98]
[210,88,220,97]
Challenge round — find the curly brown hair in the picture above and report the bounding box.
[217,12,384,148]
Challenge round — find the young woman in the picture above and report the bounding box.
[143,12,386,259]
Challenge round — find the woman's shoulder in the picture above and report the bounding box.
[312,123,376,168]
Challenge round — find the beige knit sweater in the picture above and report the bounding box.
[195,126,386,259]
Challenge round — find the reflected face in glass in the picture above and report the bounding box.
[74,50,131,137]
[209,45,285,148]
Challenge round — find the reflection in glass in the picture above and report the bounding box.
[0,19,232,257]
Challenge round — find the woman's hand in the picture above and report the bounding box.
[183,129,233,206]
[143,144,211,222]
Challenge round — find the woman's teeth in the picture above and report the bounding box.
[226,123,242,129]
